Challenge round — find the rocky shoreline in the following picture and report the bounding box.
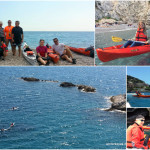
[105,94,126,112]
[20,77,96,93]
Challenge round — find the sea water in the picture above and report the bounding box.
[22,31,94,49]
[127,92,150,107]
[95,29,150,65]
[0,67,126,149]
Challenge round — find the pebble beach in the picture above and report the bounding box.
[0,49,94,66]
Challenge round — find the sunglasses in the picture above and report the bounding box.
[141,120,145,122]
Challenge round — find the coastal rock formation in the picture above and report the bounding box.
[20,77,58,82]
[95,1,150,24]
[21,77,40,82]
[60,82,76,87]
[106,94,126,111]
[60,82,96,92]
[77,85,96,92]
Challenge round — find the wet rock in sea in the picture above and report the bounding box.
[77,85,96,92]
[106,94,126,111]
[21,77,40,82]
[60,82,76,87]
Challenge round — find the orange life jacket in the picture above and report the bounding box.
[127,123,146,149]
[135,28,147,41]
[4,26,14,39]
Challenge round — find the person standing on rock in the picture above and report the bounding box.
[12,21,24,57]
[4,20,14,54]
[0,21,5,43]
[121,21,149,48]
[52,38,76,64]
[127,115,149,149]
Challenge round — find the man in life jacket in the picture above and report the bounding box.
[4,20,14,53]
[127,115,149,149]
[121,21,149,48]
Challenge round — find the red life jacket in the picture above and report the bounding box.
[127,123,147,149]
[0,43,7,51]
[136,28,148,41]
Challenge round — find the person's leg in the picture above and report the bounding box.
[10,40,13,53]
[13,45,16,56]
[18,46,21,57]
[121,40,133,48]
[130,41,144,47]
[38,57,47,65]
[5,39,9,47]
[61,54,73,63]
[65,48,73,59]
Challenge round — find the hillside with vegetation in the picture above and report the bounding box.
[127,75,150,92]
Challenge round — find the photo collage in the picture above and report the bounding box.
[0,0,150,149]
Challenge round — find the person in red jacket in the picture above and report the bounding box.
[121,21,149,48]
[127,115,149,149]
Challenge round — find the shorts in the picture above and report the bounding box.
[13,40,22,46]
[36,55,51,61]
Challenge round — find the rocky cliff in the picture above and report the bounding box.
[95,0,150,24]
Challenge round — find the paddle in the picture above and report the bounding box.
[112,36,128,42]
[112,36,146,44]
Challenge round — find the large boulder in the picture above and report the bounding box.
[106,94,126,111]
[21,77,40,82]
[60,82,76,87]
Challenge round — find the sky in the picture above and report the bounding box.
[0,1,94,31]
[127,67,150,84]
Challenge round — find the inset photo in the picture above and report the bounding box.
[0,1,94,66]
[127,108,150,149]
[127,67,150,107]
[95,0,150,66]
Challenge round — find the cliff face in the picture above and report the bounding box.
[95,0,150,24]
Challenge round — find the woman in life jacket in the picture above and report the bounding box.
[127,115,149,149]
[122,21,149,48]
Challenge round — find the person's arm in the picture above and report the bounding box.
[132,127,148,149]
[36,47,41,57]
[12,29,14,42]
[45,47,47,58]
[21,28,24,43]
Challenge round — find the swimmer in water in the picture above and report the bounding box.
[9,107,19,110]
[10,123,15,127]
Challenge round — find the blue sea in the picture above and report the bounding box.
[18,31,94,49]
[127,93,150,107]
[95,29,150,65]
[0,67,126,149]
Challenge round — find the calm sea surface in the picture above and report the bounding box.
[0,67,126,149]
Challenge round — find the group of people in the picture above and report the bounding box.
[36,38,76,65]
[0,20,23,59]
[0,20,76,65]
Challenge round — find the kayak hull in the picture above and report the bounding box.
[69,46,90,56]
[133,95,150,98]
[96,44,150,62]
[22,44,36,65]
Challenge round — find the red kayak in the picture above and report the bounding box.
[47,46,59,63]
[96,44,150,62]
[133,95,150,98]
[69,46,90,56]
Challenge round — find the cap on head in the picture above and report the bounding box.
[135,115,145,120]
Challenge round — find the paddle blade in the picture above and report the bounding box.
[112,36,123,42]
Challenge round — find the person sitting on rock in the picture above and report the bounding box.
[36,39,51,65]
[121,21,149,48]
[127,115,149,149]
[52,38,76,64]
